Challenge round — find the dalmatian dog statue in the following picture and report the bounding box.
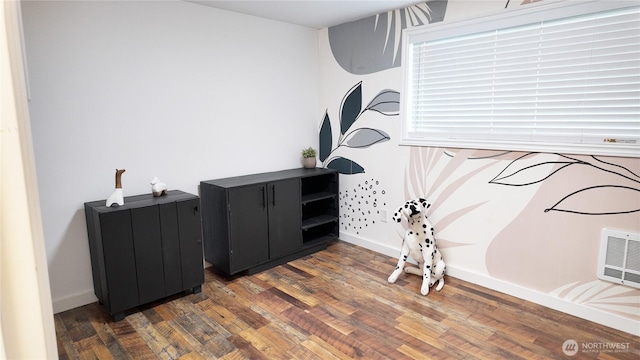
[388,198,446,295]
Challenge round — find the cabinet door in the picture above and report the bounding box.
[100,210,139,314]
[159,203,183,295]
[131,206,166,304]
[177,198,204,289]
[268,179,302,259]
[229,185,269,273]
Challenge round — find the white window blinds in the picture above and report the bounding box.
[402,1,640,157]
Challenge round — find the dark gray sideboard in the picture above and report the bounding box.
[200,168,339,276]
[84,190,204,321]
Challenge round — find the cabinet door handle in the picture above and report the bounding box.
[261,187,266,209]
[272,185,276,206]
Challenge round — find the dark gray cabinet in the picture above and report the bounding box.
[84,190,204,321]
[201,168,338,275]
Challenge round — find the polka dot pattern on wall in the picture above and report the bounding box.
[339,178,386,235]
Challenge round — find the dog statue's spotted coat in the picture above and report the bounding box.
[388,198,445,295]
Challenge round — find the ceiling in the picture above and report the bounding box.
[186,0,425,29]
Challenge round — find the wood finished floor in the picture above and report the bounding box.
[55,240,639,359]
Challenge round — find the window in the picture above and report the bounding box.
[401,0,640,157]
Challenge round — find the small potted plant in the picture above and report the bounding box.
[301,147,317,169]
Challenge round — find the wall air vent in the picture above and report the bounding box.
[598,229,640,289]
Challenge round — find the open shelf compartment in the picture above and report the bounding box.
[300,171,339,246]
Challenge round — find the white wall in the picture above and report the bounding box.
[21,0,320,312]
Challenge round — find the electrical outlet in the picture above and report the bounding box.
[381,209,388,222]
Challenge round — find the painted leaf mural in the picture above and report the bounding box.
[365,89,400,116]
[404,148,639,317]
[344,128,390,148]
[485,153,640,296]
[545,185,640,215]
[490,153,640,215]
[340,82,362,135]
[401,147,539,257]
[319,111,332,162]
[327,157,365,175]
[328,1,448,74]
[550,280,640,320]
[489,152,578,186]
[319,82,397,175]
[404,147,529,252]
[321,0,639,328]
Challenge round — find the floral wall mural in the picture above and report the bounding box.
[319,0,448,243]
[328,1,448,74]
[402,148,640,322]
[319,0,640,333]
[319,81,397,174]
[489,153,640,215]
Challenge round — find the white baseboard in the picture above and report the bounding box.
[52,290,97,314]
[52,261,216,314]
[339,231,640,337]
[338,231,401,259]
